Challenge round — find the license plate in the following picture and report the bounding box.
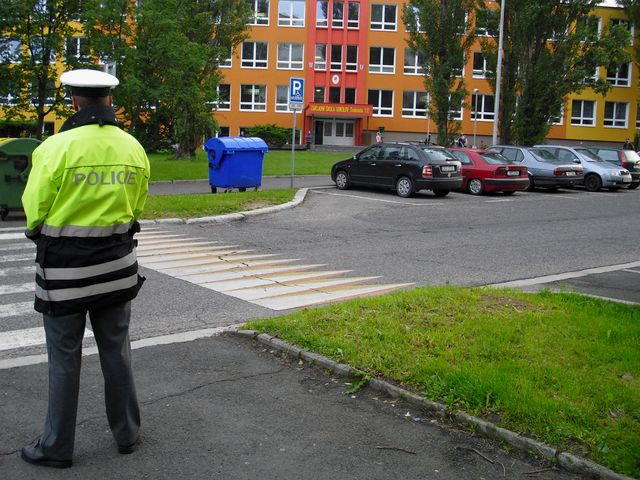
[506,170,520,176]
[565,171,576,176]
[440,165,456,172]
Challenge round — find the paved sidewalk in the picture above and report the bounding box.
[0,333,577,480]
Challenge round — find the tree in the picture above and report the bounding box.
[619,0,640,66]
[403,0,478,147]
[84,0,251,157]
[482,0,632,146]
[0,0,85,139]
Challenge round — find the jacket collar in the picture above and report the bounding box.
[59,104,119,132]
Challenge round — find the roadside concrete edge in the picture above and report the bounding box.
[139,188,309,226]
[232,329,635,480]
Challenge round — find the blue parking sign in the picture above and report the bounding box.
[289,77,304,103]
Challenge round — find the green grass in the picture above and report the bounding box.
[141,189,296,219]
[148,150,346,181]
[246,285,640,477]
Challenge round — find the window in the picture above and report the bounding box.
[316,0,328,27]
[30,37,56,64]
[404,6,423,33]
[402,91,428,117]
[576,15,601,41]
[315,44,327,70]
[348,1,360,28]
[551,103,564,125]
[0,83,19,105]
[332,1,344,28]
[329,87,341,103]
[369,46,395,73]
[472,52,490,78]
[404,48,425,75]
[331,44,342,70]
[241,41,268,68]
[336,121,354,137]
[277,43,303,69]
[371,4,396,30]
[65,37,90,63]
[31,80,56,106]
[611,18,634,45]
[314,87,325,102]
[248,0,269,25]
[449,97,463,120]
[455,11,469,35]
[475,9,499,36]
[344,87,356,104]
[471,94,495,120]
[604,101,628,128]
[0,38,21,63]
[217,126,230,137]
[279,0,305,27]
[606,63,631,87]
[240,84,266,111]
[571,99,596,126]
[345,45,358,71]
[218,46,232,67]
[275,85,291,112]
[368,89,393,116]
[211,84,231,110]
[452,53,464,77]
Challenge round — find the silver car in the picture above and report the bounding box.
[534,145,632,192]
[588,147,640,190]
[490,145,584,190]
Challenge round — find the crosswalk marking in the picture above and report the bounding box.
[1,253,35,263]
[137,230,413,310]
[0,282,35,295]
[0,302,35,319]
[0,326,94,351]
[0,265,35,277]
[0,243,35,252]
[0,233,27,241]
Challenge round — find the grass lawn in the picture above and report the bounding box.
[141,189,296,219]
[245,285,640,477]
[148,150,347,181]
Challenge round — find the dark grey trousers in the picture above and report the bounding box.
[39,301,140,460]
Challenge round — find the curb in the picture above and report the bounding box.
[139,188,309,226]
[233,329,635,480]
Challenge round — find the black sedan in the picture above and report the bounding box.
[330,142,462,197]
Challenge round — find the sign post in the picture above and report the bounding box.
[289,77,304,188]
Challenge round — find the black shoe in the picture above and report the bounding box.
[118,439,138,455]
[21,442,72,469]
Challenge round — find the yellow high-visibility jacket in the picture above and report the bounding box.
[21,105,150,315]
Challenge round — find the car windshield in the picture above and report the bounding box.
[420,147,457,161]
[622,150,640,162]
[479,152,512,165]
[575,148,602,162]
[529,148,564,163]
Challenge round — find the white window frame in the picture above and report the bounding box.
[316,0,328,27]
[571,99,596,126]
[472,52,490,78]
[315,44,327,70]
[404,48,425,75]
[219,46,232,68]
[277,42,303,70]
[241,41,268,68]
[402,91,428,118]
[347,1,360,28]
[215,84,231,111]
[30,37,56,64]
[471,93,495,121]
[278,0,305,27]
[368,89,394,116]
[248,0,269,26]
[448,97,463,120]
[606,62,631,87]
[345,45,358,71]
[551,103,564,126]
[369,46,395,74]
[275,85,292,112]
[240,84,267,111]
[332,0,344,28]
[577,15,601,41]
[611,18,634,45]
[371,4,397,31]
[404,6,424,33]
[603,101,628,128]
[65,36,90,63]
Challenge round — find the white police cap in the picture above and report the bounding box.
[60,69,119,97]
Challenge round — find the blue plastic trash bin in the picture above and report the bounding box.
[204,136,268,193]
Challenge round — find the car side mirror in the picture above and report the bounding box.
[573,159,580,164]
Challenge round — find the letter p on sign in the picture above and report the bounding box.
[289,77,304,104]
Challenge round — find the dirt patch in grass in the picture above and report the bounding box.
[243,200,277,210]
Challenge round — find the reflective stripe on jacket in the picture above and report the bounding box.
[21,105,150,315]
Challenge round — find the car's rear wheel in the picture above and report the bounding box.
[396,176,414,198]
[433,189,449,197]
[629,182,639,190]
[467,178,484,195]
[584,173,602,192]
[525,174,535,192]
[335,170,350,190]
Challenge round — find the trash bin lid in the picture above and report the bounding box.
[0,138,42,156]
[204,136,268,168]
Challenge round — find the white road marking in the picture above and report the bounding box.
[312,190,443,206]
[0,326,93,352]
[489,260,640,288]
[0,243,34,252]
[0,283,35,295]
[0,227,28,232]
[0,302,35,319]
[0,265,36,277]
[1,253,34,262]
[0,233,27,241]
[622,268,640,274]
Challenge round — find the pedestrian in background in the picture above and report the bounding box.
[622,137,634,150]
[20,69,150,469]
[456,134,468,148]
[305,130,312,150]
[375,130,382,143]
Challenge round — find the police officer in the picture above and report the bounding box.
[20,69,150,468]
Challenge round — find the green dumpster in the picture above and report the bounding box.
[0,138,41,221]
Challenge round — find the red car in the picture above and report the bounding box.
[448,148,529,195]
